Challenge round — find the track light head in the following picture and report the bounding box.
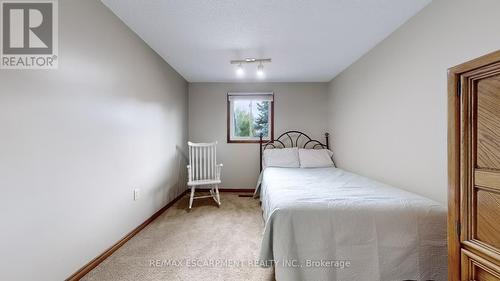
[236,63,245,77]
[256,63,265,78]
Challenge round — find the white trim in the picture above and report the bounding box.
[227,91,273,96]
[227,92,274,101]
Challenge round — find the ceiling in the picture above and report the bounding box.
[102,0,431,82]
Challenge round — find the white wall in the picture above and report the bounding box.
[327,0,500,204]
[0,1,188,280]
[189,83,328,188]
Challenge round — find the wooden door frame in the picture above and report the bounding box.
[447,50,500,281]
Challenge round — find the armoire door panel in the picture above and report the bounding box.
[475,188,500,250]
[462,249,500,281]
[476,267,500,281]
[477,74,500,170]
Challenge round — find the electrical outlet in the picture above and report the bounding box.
[134,188,140,201]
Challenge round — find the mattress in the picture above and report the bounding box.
[258,167,447,281]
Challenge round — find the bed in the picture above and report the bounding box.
[256,131,447,281]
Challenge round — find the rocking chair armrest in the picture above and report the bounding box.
[187,165,192,181]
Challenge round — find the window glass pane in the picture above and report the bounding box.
[253,101,269,137]
[232,99,270,138]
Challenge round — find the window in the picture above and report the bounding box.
[227,92,274,143]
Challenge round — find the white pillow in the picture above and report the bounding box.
[263,147,300,168]
[298,149,334,168]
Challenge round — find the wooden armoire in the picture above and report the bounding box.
[448,50,500,281]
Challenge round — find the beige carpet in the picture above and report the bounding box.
[81,193,274,281]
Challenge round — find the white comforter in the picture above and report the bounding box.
[259,167,447,281]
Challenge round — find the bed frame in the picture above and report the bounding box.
[259,130,330,171]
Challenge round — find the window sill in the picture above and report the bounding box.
[227,139,270,144]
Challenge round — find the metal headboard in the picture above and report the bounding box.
[259,130,330,171]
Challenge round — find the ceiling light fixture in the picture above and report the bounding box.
[230,58,271,78]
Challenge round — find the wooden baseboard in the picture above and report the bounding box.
[66,190,188,281]
[219,188,254,193]
[196,187,255,193]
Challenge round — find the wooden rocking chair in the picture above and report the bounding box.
[187,141,222,209]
